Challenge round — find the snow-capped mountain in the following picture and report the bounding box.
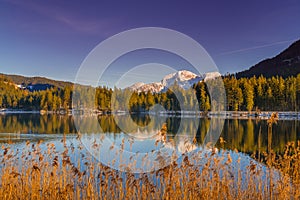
[161,70,203,90]
[128,70,221,93]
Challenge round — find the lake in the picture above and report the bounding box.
[0,113,297,197]
[0,113,299,155]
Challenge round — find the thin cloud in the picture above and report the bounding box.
[218,39,297,56]
[54,14,117,35]
[5,0,121,35]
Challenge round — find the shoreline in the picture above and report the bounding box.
[1,109,299,120]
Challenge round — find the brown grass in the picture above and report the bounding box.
[0,136,300,200]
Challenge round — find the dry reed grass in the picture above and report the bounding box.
[0,136,300,200]
[0,114,299,200]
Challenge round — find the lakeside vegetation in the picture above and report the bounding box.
[1,74,300,113]
[1,134,300,199]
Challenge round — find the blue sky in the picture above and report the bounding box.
[1,0,300,85]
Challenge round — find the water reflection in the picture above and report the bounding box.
[0,114,299,154]
[0,114,77,134]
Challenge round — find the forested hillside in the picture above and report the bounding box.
[0,73,73,89]
[1,74,300,112]
[0,75,72,111]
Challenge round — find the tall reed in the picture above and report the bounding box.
[1,135,300,200]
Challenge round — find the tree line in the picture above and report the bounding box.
[1,74,300,112]
[0,75,72,111]
[224,74,300,111]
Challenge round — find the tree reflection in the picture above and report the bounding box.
[0,114,299,154]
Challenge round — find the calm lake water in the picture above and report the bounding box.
[0,113,290,191]
[0,113,299,155]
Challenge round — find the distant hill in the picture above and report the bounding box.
[236,39,300,78]
[0,73,73,89]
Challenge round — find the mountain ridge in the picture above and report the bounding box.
[128,70,221,93]
[236,39,300,78]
